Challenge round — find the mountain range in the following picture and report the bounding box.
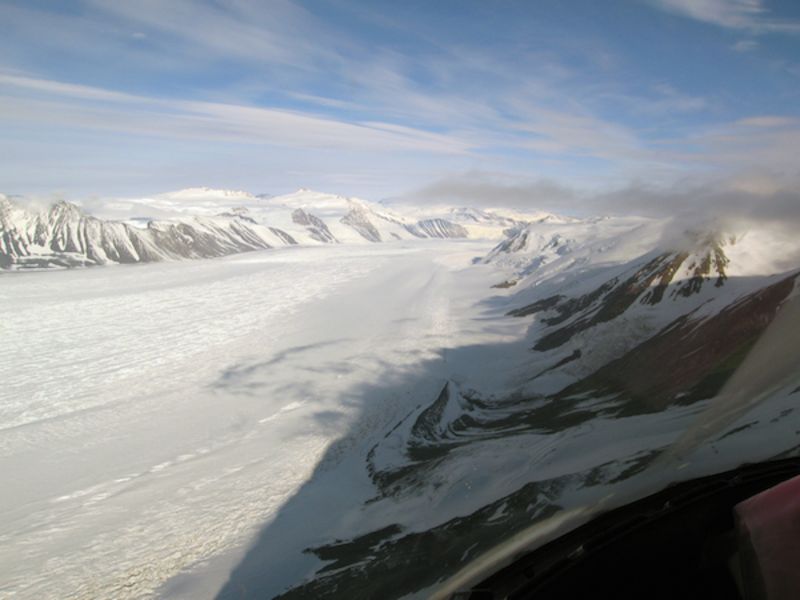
[0,188,535,270]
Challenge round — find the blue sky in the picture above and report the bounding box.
[2,0,800,203]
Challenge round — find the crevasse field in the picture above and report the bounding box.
[1,240,517,599]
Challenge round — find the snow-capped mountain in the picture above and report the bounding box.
[1,188,518,270]
[502,229,793,392]
[0,195,296,270]
[262,189,418,243]
[482,214,658,277]
[481,215,800,393]
[392,204,549,240]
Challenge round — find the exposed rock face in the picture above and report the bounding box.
[483,218,578,256]
[414,218,468,239]
[507,236,736,352]
[340,206,382,242]
[400,223,426,238]
[268,227,298,245]
[673,232,730,296]
[291,208,337,243]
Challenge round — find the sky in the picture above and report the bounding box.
[2,0,800,207]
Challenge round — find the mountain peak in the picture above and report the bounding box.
[48,199,83,218]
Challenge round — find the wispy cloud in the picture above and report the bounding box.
[693,115,800,172]
[85,0,339,68]
[0,73,470,154]
[647,0,800,33]
[732,38,759,51]
[0,1,655,170]
[0,64,670,184]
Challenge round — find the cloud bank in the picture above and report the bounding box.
[398,170,800,231]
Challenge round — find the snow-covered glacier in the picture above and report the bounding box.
[0,239,517,599]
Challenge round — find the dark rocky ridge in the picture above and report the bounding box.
[508,237,733,352]
[291,208,337,243]
[340,206,382,242]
